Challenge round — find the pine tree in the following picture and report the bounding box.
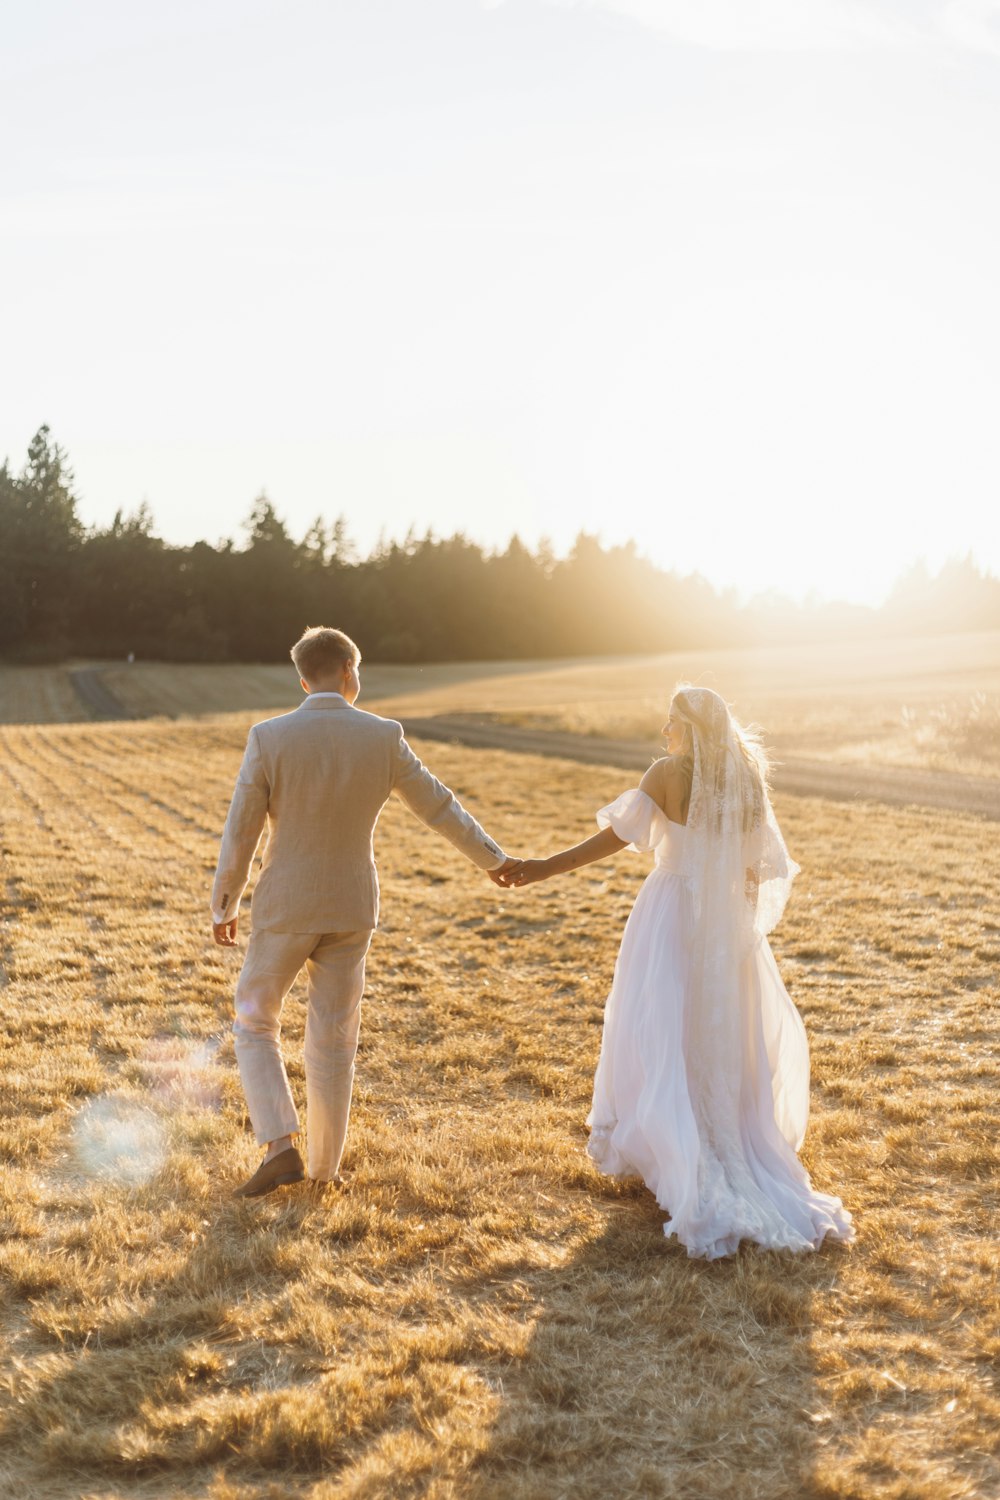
[0,426,83,655]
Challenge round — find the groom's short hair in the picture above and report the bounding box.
[291,626,361,683]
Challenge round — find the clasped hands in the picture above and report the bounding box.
[488,856,550,889]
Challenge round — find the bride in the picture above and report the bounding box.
[502,685,854,1260]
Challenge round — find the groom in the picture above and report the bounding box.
[211,626,516,1198]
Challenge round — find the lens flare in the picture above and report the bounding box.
[136,1035,224,1112]
[70,1096,167,1186]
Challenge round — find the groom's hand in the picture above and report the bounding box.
[488,857,521,887]
[213,916,239,947]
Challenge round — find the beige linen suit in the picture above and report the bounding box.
[212,693,506,1179]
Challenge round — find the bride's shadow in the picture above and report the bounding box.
[462,1179,846,1500]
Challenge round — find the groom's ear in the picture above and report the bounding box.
[300,677,310,693]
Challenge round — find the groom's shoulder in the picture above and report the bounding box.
[347,705,402,736]
[251,704,403,752]
[252,706,303,737]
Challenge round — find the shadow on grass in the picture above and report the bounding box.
[0,1166,847,1500]
[0,1187,347,1497]
[463,1189,848,1500]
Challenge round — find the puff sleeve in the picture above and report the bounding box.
[596,788,670,853]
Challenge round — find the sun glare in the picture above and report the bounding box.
[2,3,997,604]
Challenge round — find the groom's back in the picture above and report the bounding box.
[250,699,401,932]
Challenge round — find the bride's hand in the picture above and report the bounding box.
[506,858,551,888]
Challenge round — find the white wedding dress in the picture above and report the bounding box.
[587,787,854,1260]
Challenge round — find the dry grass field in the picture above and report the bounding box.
[0,666,91,726]
[0,698,998,1499]
[5,630,998,777]
[363,632,1000,780]
[0,661,564,727]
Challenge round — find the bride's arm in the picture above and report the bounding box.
[504,826,627,887]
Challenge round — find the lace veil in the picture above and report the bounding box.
[670,686,804,1251]
[674,685,797,939]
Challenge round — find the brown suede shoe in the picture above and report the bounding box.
[233,1146,305,1199]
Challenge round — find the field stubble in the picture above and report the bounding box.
[0,713,997,1500]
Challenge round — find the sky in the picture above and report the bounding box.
[2,0,998,605]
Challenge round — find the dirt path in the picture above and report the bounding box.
[398,713,1000,821]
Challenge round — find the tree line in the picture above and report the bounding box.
[2,427,998,664]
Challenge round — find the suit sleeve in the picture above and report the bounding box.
[210,727,270,922]
[390,727,507,871]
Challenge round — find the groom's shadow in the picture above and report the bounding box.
[0,1177,344,1488]
[460,1178,846,1500]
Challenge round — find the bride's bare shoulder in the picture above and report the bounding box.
[640,755,689,821]
[639,755,681,799]
[642,754,687,781]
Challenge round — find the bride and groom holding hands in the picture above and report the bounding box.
[212,626,853,1259]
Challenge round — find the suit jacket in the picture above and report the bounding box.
[211,695,506,934]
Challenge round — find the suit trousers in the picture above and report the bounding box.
[233,926,373,1181]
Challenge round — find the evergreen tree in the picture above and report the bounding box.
[75,503,175,658]
[3,427,998,664]
[0,426,83,656]
[232,494,304,659]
